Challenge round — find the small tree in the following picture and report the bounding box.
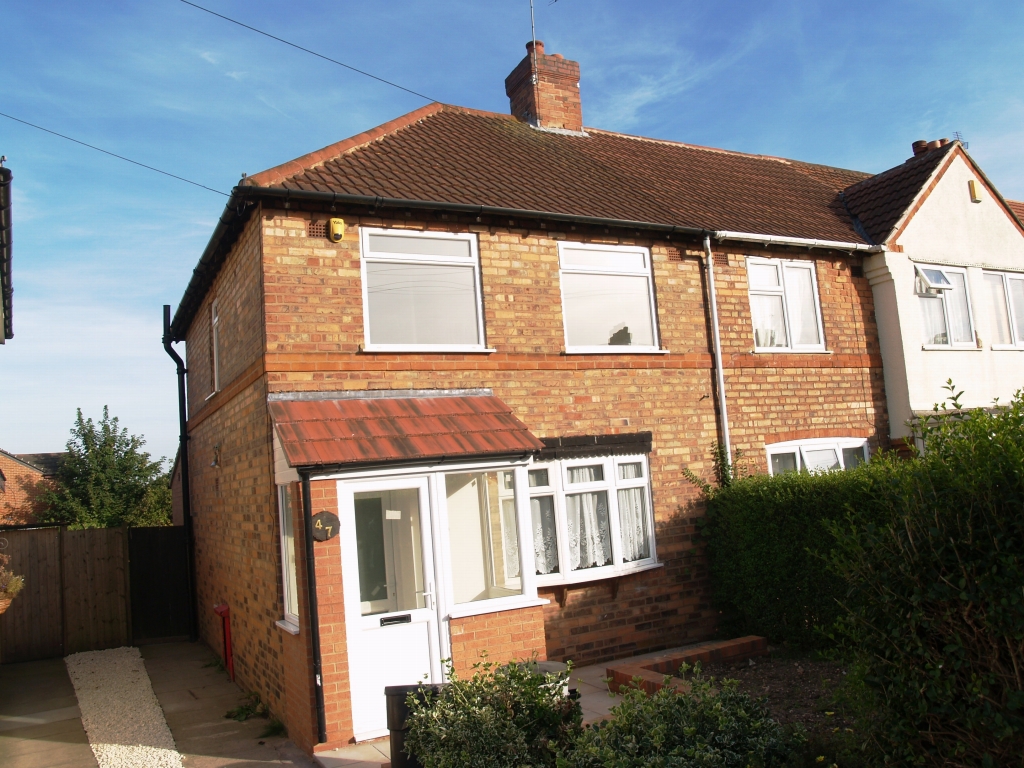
[38,407,171,528]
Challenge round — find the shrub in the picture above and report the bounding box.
[698,465,878,648]
[404,657,581,768]
[0,552,25,599]
[558,665,797,768]
[825,386,1024,765]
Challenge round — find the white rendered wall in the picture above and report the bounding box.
[869,153,1024,437]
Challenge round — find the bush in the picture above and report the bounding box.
[558,665,798,768]
[698,466,878,648]
[404,658,581,768]
[825,386,1024,765]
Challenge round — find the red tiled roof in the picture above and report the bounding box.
[245,104,870,243]
[269,394,544,468]
[1008,199,1024,223]
[843,143,956,245]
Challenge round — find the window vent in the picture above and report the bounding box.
[307,221,326,238]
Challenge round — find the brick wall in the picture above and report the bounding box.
[449,606,548,676]
[0,454,49,525]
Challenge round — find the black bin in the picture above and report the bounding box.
[385,684,444,768]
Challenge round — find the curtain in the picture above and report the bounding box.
[567,465,604,484]
[984,273,1012,345]
[750,294,787,347]
[565,491,611,569]
[531,496,559,575]
[617,487,650,562]
[501,499,520,581]
[946,273,973,343]
[783,266,821,345]
[618,462,642,480]
[919,295,948,344]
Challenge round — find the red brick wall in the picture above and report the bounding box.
[0,454,50,525]
[449,606,548,677]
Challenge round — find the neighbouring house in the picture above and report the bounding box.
[843,142,1024,445]
[0,450,63,525]
[1,162,12,344]
[167,40,969,754]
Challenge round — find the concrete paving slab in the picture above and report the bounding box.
[314,738,390,767]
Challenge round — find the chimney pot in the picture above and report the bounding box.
[526,40,545,56]
[912,140,929,156]
[938,137,949,146]
[927,139,942,150]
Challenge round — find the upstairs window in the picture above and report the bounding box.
[766,438,869,476]
[527,455,656,585]
[558,243,660,353]
[915,265,975,348]
[982,271,1024,348]
[211,299,221,393]
[746,257,825,351]
[360,229,485,351]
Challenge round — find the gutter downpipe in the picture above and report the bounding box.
[162,304,198,642]
[0,164,12,342]
[703,235,731,465]
[300,470,328,744]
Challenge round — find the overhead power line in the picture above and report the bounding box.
[0,111,229,196]
[179,0,442,104]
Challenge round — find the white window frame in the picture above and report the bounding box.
[983,271,1024,350]
[210,299,221,396]
[557,242,663,354]
[526,454,659,587]
[359,228,491,353]
[765,437,870,476]
[746,256,827,353]
[915,264,977,350]
[276,484,300,634]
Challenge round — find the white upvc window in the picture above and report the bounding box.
[915,265,976,348]
[277,484,300,631]
[746,257,826,352]
[765,438,869,476]
[211,299,221,394]
[557,242,661,353]
[982,271,1024,349]
[360,228,488,352]
[527,454,657,586]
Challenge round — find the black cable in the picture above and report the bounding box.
[0,111,229,197]
[179,0,442,104]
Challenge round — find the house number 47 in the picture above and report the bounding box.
[311,511,340,542]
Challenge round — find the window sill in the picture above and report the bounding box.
[275,618,300,635]
[562,348,669,355]
[751,348,831,355]
[990,345,1024,351]
[536,560,663,589]
[446,596,549,621]
[360,345,496,354]
[921,345,982,351]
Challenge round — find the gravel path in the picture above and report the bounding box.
[65,646,184,768]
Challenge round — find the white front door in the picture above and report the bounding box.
[338,477,442,741]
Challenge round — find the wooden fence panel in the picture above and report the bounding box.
[61,528,130,654]
[0,528,63,663]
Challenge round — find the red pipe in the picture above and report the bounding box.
[213,603,234,681]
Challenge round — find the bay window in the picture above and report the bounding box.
[982,271,1024,348]
[526,455,657,585]
[766,438,869,476]
[915,265,975,348]
[360,229,486,351]
[746,257,826,352]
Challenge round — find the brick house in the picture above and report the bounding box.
[0,450,62,525]
[168,41,901,753]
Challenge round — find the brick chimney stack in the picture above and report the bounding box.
[505,41,583,133]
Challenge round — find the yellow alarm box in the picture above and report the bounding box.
[328,218,346,242]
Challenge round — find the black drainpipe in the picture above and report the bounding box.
[162,304,198,642]
[300,469,328,743]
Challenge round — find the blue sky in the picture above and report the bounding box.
[1,0,1022,462]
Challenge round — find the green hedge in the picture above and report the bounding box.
[699,465,878,649]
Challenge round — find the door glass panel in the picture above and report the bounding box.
[445,471,523,604]
[354,489,425,616]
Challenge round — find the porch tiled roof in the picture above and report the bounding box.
[269,394,544,468]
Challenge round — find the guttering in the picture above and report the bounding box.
[711,230,882,253]
[300,470,328,744]
[0,165,12,342]
[162,305,198,642]
[703,235,731,463]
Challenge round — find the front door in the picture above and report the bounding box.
[338,477,441,741]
